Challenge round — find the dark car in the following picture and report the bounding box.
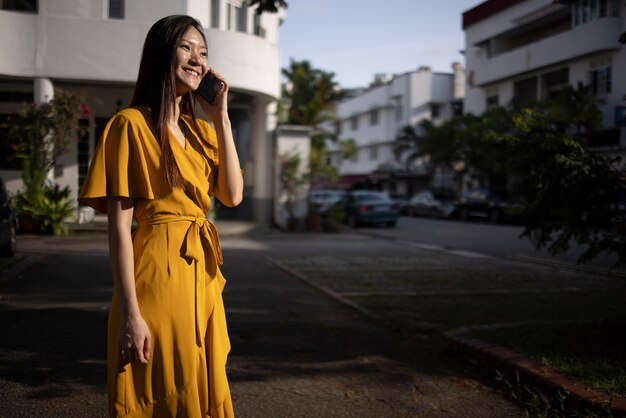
[456,187,521,223]
[309,189,345,216]
[340,191,399,227]
[0,177,17,257]
[408,189,457,218]
[388,192,409,214]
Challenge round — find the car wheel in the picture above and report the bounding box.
[385,220,397,227]
[0,224,16,257]
[489,208,501,224]
[459,207,469,221]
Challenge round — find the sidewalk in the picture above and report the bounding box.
[0,226,525,417]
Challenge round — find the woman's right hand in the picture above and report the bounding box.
[118,314,151,364]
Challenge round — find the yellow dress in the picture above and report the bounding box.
[78,106,234,418]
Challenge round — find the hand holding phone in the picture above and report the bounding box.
[197,72,223,105]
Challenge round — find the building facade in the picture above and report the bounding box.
[0,0,284,222]
[463,0,626,158]
[328,64,465,197]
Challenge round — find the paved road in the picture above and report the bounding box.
[358,215,622,274]
[0,231,523,417]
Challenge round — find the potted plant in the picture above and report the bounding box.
[4,90,86,235]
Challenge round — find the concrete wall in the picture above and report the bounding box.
[273,125,311,229]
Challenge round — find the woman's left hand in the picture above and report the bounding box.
[198,69,229,123]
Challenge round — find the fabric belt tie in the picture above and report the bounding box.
[138,215,224,347]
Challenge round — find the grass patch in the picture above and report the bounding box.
[473,320,626,398]
[349,289,626,335]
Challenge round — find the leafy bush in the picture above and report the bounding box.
[14,183,75,235]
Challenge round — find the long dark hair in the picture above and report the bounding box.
[131,15,206,189]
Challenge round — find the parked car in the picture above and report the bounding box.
[309,189,345,216]
[0,177,17,257]
[408,189,457,219]
[456,187,521,223]
[388,192,409,214]
[339,191,399,227]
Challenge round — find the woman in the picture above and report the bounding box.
[78,15,242,418]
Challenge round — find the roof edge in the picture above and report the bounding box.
[462,0,526,30]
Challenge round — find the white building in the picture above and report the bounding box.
[328,64,465,196]
[463,0,626,158]
[0,0,284,222]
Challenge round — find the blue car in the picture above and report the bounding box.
[340,191,399,227]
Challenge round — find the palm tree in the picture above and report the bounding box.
[393,125,423,171]
[280,59,345,184]
[247,0,287,14]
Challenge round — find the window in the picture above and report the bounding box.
[610,0,619,16]
[394,96,403,121]
[486,95,499,110]
[253,13,265,37]
[590,67,612,95]
[77,119,90,190]
[1,0,37,12]
[369,145,378,160]
[369,109,379,125]
[542,68,569,100]
[226,1,246,32]
[351,116,358,131]
[211,0,220,28]
[350,148,359,162]
[0,114,20,169]
[574,0,617,25]
[599,0,607,17]
[236,4,248,32]
[430,103,440,119]
[513,76,538,107]
[452,101,463,117]
[227,3,233,30]
[108,0,124,19]
[0,89,34,103]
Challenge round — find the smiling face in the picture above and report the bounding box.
[174,26,208,96]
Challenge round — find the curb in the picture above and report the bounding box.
[270,260,377,320]
[445,327,626,417]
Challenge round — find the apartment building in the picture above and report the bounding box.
[463,0,625,157]
[0,0,284,221]
[328,64,465,196]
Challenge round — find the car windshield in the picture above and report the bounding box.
[355,193,388,202]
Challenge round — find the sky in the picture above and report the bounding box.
[278,0,481,89]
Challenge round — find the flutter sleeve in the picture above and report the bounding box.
[77,113,155,213]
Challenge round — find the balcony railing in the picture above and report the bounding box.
[473,16,622,86]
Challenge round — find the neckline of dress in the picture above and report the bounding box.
[175,118,188,151]
[141,105,189,151]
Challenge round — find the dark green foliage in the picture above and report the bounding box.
[402,83,625,267]
[2,90,85,235]
[248,0,287,15]
[280,59,346,184]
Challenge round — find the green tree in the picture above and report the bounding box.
[280,59,345,184]
[3,90,86,234]
[248,0,287,14]
[494,85,624,267]
[403,83,625,266]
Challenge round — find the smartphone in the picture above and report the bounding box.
[197,72,222,104]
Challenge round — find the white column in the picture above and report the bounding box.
[34,78,54,104]
[250,96,273,223]
[33,78,56,183]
